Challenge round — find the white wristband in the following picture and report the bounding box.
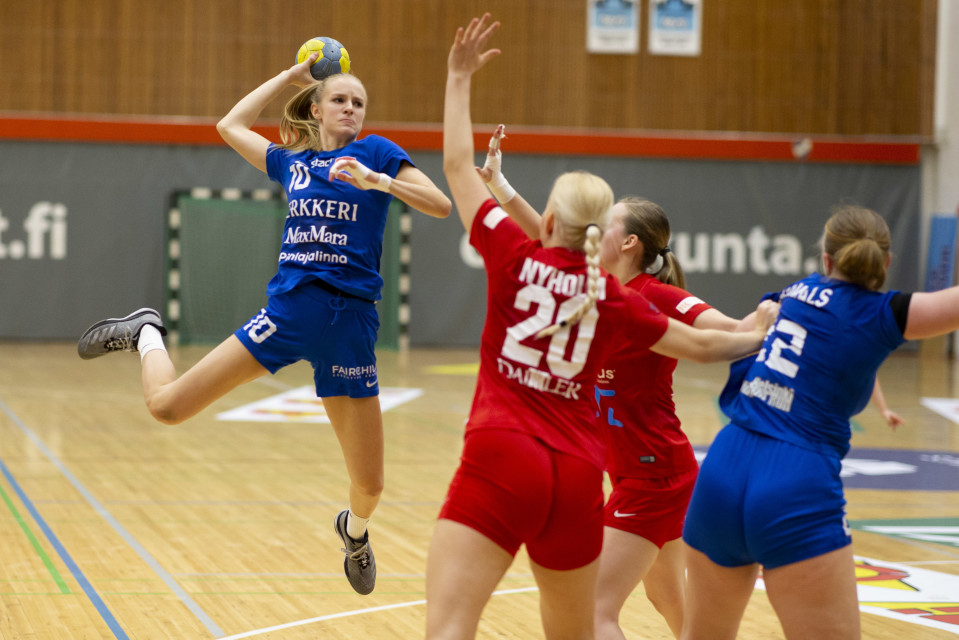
[330,156,392,193]
[373,173,392,193]
[487,173,516,203]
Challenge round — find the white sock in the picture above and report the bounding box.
[137,324,167,361]
[347,509,370,540]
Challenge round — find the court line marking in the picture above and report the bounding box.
[218,587,538,639]
[0,457,127,638]
[0,474,70,593]
[876,533,959,560]
[0,397,226,638]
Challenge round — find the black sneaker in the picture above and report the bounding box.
[333,509,376,595]
[77,308,167,360]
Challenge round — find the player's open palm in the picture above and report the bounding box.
[448,13,501,77]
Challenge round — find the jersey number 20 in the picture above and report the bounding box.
[501,284,599,379]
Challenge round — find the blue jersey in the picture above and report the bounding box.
[720,273,905,459]
[265,135,412,301]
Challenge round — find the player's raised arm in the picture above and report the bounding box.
[475,124,543,238]
[444,14,501,232]
[217,53,318,173]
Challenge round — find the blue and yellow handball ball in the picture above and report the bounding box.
[296,36,350,80]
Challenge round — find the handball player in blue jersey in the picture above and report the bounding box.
[681,204,959,639]
[78,52,450,595]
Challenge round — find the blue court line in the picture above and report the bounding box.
[0,398,225,638]
[0,478,70,593]
[0,457,128,639]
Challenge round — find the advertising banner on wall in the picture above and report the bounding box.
[587,0,640,54]
[0,141,272,339]
[410,155,921,347]
[0,142,921,347]
[649,0,702,56]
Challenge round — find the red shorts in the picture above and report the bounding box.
[439,428,604,570]
[604,468,698,548]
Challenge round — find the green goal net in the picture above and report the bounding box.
[165,189,404,349]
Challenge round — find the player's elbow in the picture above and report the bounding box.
[433,196,453,219]
[215,118,242,145]
[215,118,230,140]
[420,190,452,219]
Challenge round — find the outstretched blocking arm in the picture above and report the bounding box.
[903,286,959,340]
[217,54,318,173]
[444,14,501,232]
[651,300,779,363]
[692,308,741,332]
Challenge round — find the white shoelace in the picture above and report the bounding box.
[342,543,370,568]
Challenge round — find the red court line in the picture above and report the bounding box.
[0,115,920,165]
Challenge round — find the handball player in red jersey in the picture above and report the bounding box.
[426,14,778,640]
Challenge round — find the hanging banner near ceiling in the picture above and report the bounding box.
[649,0,702,56]
[587,0,640,54]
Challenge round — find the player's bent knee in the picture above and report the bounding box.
[145,396,189,425]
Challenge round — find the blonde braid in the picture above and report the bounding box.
[536,224,603,339]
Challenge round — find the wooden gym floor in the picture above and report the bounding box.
[0,340,957,639]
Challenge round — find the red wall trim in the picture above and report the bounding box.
[0,115,921,165]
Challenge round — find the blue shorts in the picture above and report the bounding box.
[234,279,379,398]
[682,424,850,569]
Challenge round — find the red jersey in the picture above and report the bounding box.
[597,273,712,478]
[468,200,669,470]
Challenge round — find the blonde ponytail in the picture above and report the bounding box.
[278,80,327,150]
[536,224,603,338]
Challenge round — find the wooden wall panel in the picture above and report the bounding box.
[0,0,935,137]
